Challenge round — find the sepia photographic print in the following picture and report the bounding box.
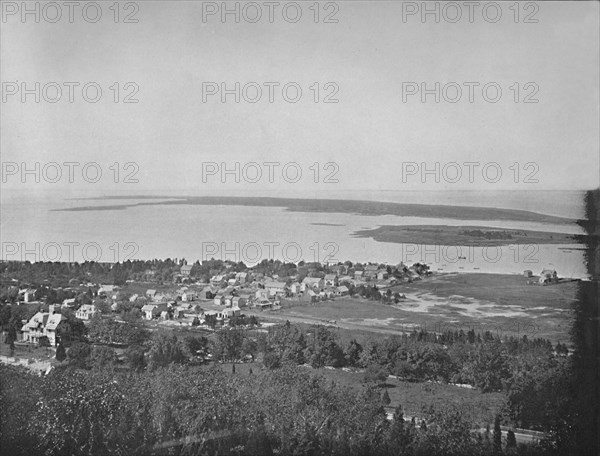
[1,1,598,455]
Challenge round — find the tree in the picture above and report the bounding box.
[364,364,388,385]
[124,344,146,371]
[506,429,517,451]
[38,336,51,350]
[4,325,17,352]
[147,333,186,370]
[55,343,67,362]
[90,346,118,370]
[67,342,91,369]
[345,339,363,367]
[263,352,281,369]
[242,338,258,362]
[381,388,391,406]
[192,316,200,326]
[493,414,502,455]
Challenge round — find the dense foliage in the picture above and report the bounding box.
[1,363,557,456]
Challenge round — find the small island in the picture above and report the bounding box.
[353,225,581,246]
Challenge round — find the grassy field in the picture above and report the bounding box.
[0,342,56,361]
[266,273,577,344]
[214,361,506,429]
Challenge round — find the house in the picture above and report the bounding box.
[203,309,219,319]
[354,270,364,279]
[210,275,225,287]
[23,289,37,303]
[324,274,337,287]
[180,265,193,276]
[255,289,269,301]
[265,281,287,296]
[182,291,197,302]
[146,289,157,299]
[129,294,139,302]
[232,296,247,308]
[219,306,241,319]
[21,306,71,346]
[224,295,234,307]
[290,282,303,295]
[255,299,273,310]
[141,304,160,320]
[377,271,389,280]
[539,269,558,285]
[75,304,98,320]
[235,272,248,283]
[199,287,214,300]
[98,285,116,296]
[300,289,318,303]
[523,270,533,278]
[336,285,349,296]
[213,294,225,306]
[160,310,170,321]
[62,298,76,308]
[228,278,238,287]
[302,277,323,291]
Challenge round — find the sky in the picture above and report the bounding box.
[1,1,599,198]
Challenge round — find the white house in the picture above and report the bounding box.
[62,298,76,308]
[21,307,71,346]
[141,304,160,320]
[75,304,98,320]
[302,277,323,290]
[235,272,248,283]
[182,291,197,302]
[265,281,287,296]
[336,285,349,296]
[23,289,37,303]
[324,274,337,287]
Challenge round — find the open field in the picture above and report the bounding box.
[354,224,581,246]
[213,361,506,429]
[0,342,56,361]
[258,273,578,344]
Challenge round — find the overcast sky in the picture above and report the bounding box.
[1,1,598,197]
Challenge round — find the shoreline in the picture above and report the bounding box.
[50,195,576,225]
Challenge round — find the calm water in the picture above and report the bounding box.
[0,189,589,278]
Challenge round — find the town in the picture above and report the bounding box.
[0,257,579,456]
